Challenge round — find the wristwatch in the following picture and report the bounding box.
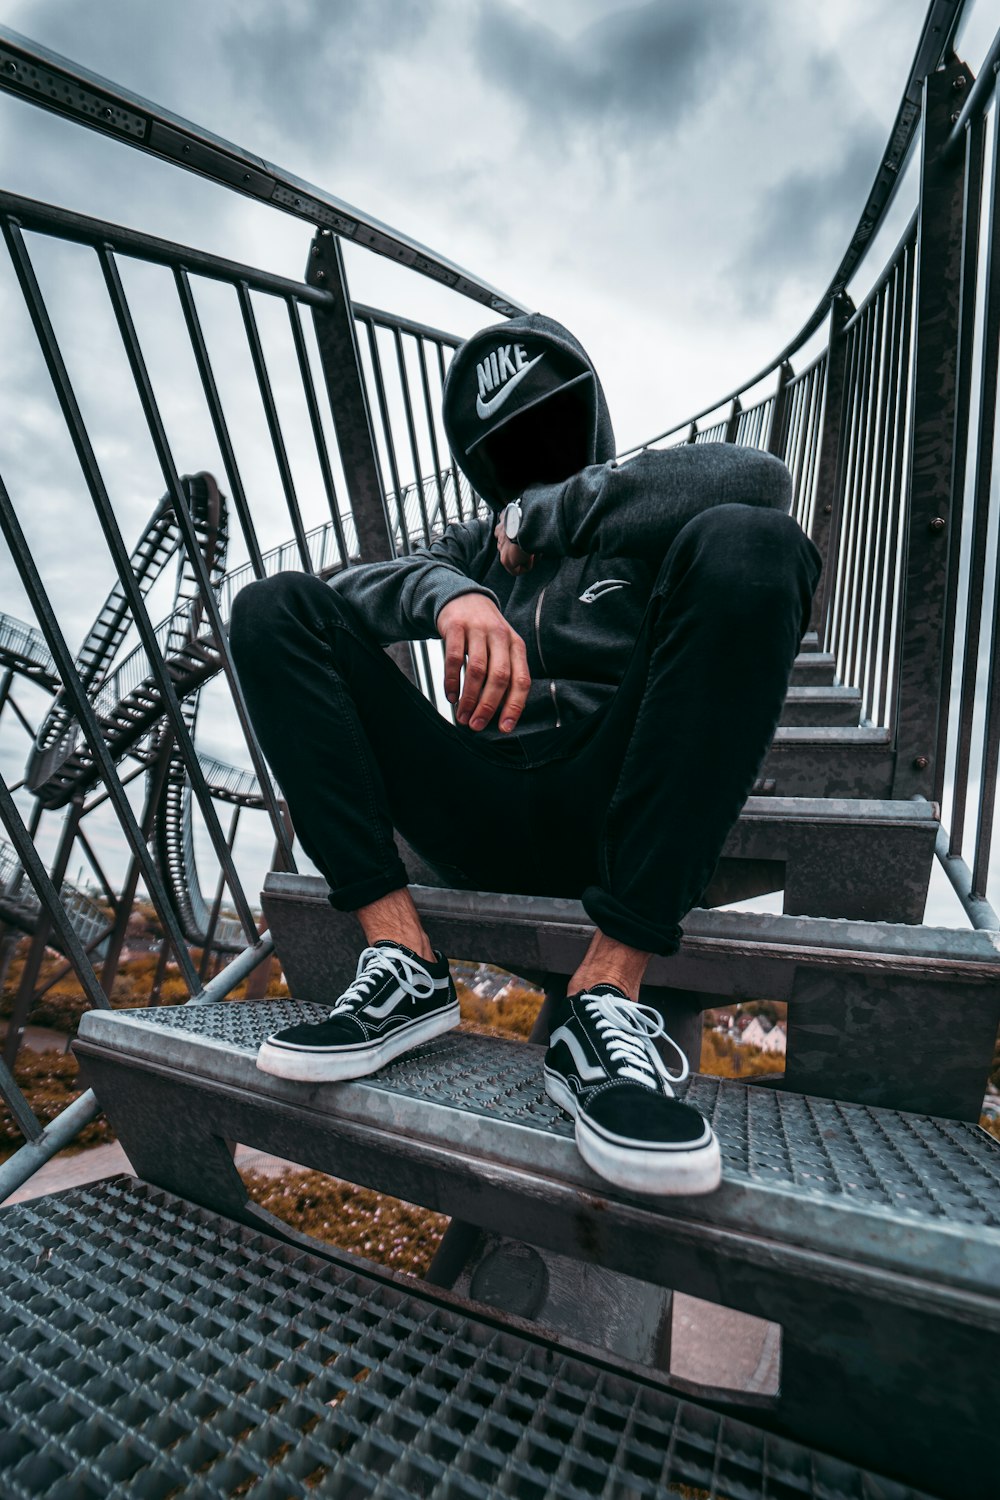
[501,499,523,544]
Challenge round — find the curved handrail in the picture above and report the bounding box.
[0,612,57,688]
[0,26,526,319]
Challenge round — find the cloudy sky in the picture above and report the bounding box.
[1,0,996,934]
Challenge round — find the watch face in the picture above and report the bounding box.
[505,502,521,541]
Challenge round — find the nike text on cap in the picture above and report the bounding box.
[457,337,595,458]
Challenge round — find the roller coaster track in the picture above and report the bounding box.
[0,614,58,690]
[1,468,477,955]
[0,836,108,950]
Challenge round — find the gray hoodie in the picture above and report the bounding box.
[328,313,794,739]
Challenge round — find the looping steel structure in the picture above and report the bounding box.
[2,3,1000,1494]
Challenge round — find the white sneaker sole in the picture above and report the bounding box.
[545,1070,722,1196]
[256,1004,461,1083]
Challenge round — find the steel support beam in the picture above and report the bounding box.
[306,229,416,682]
[891,56,970,797]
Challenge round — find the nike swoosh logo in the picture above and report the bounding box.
[579,580,630,604]
[476,353,545,420]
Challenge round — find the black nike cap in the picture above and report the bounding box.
[443,321,596,505]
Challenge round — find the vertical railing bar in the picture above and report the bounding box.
[880,247,915,721]
[870,271,903,715]
[287,297,349,565]
[174,267,266,578]
[435,340,466,521]
[810,295,854,650]
[960,108,1000,883]
[863,258,905,724]
[789,371,810,523]
[863,264,900,721]
[971,548,1000,895]
[803,361,827,540]
[840,303,879,676]
[942,111,989,844]
[235,279,313,573]
[849,283,890,695]
[98,245,273,939]
[418,337,449,526]
[790,375,811,520]
[846,294,885,688]
[850,288,887,695]
[832,316,867,667]
[881,241,917,732]
[365,320,410,555]
[819,327,851,651]
[392,329,433,545]
[829,315,867,668]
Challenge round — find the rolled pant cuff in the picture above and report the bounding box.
[326,859,411,914]
[582,885,683,957]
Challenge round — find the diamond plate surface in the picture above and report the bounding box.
[0,1178,931,1500]
[105,1003,1000,1228]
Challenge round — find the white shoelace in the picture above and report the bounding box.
[582,991,690,1091]
[329,946,435,1017]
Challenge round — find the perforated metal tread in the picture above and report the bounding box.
[78,1001,1000,1234]
[0,1178,935,1499]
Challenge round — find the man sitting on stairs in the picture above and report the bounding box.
[230,313,822,1198]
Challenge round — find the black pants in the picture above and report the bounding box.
[230,504,822,955]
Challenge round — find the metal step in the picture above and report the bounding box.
[789,649,836,686]
[262,873,999,1120]
[779,685,862,727]
[761,725,895,797]
[715,793,937,921]
[393,794,939,924]
[72,1016,1000,1497]
[0,1177,940,1499]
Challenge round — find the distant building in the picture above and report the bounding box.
[739,1016,787,1055]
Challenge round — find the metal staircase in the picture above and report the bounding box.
[2,4,1000,1496]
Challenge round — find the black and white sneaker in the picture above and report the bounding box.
[256,940,459,1083]
[544,983,721,1196]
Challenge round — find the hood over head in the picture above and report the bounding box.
[442,312,615,509]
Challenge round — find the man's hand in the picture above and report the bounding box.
[437,593,531,734]
[494,515,535,577]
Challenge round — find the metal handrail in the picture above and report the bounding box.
[944,19,1000,159]
[0,27,526,318]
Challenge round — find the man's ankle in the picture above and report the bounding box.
[367,931,436,965]
[356,889,436,965]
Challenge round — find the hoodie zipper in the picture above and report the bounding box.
[533,586,561,728]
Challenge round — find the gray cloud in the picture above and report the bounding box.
[730,131,885,316]
[473,0,755,144]
[219,0,431,151]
